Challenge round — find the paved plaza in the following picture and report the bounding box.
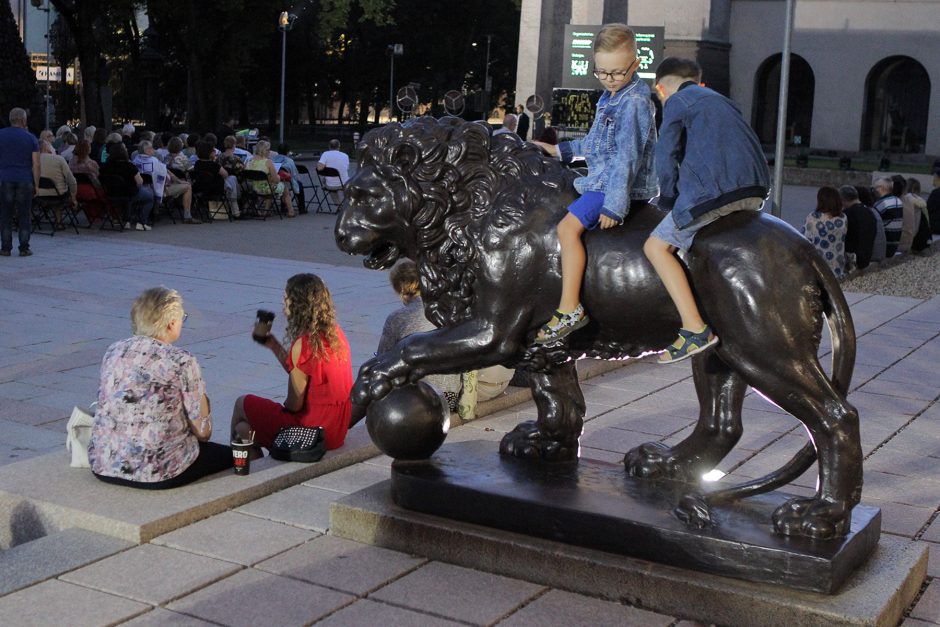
[1,191,940,625]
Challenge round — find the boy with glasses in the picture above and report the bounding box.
[531,23,657,342]
[643,58,769,362]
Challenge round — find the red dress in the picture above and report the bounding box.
[243,327,353,450]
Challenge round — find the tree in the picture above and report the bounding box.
[0,1,38,128]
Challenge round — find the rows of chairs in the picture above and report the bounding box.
[27,161,346,236]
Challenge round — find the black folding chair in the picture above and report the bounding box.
[315,166,346,214]
[98,174,133,231]
[191,170,235,222]
[240,169,284,220]
[294,163,323,214]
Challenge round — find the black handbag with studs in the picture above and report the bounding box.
[269,426,326,463]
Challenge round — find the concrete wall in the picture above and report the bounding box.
[730,0,940,153]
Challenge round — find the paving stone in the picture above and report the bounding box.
[0,528,132,597]
[236,484,338,532]
[60,544,241,605]
[498,589,673,627]
[302,462,391,494]
[152,511,315,565]
[910,580,940,623]
[867,500,935,538]
[166,567,354,626]
[316,598,464,626]
[255,534,425,595]
[120,607,218,626]
[370,561,545,625]
[0,579,149,626]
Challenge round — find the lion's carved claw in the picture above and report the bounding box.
[675,493,714,529]
[499,421,579,462]
[772,497,852,540]
[623,442,696,482]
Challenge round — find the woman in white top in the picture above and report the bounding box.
[37,140,77,230]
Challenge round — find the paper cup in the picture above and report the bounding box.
[231,440,253,475]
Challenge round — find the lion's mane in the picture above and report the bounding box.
[358,116,573,327]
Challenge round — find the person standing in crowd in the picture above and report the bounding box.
[515,104,530,141]
[839,186,877,271]
[0,108,40,257]
[872,177,904,257]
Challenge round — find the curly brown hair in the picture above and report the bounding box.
[284,273,344,360]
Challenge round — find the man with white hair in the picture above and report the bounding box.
[493,113,518,136]
[872,177,903,257]
[0,108,40,256]
[133,140,200,224]
[121,123,136,153]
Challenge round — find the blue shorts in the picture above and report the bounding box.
[567,191,606,230]
[650,197,765,252]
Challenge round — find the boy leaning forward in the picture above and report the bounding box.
[643,57,770,363]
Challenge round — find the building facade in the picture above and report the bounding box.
[515,0,938,155]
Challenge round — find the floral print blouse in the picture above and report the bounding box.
[88,335,205,482]
[802,211,848,279]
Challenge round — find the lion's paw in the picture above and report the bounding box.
[772,497,851,539]
[675,492,715,529]
[499,421,578,462]
[623,442,694,481]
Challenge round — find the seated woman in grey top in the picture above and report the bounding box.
[377,260,462,410]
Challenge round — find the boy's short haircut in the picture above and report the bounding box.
[593,23,636,56]
[656,57,703,83]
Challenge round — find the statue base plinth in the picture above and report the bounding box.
[389,440,879,594]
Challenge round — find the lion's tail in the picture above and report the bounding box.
[701,254,856,507]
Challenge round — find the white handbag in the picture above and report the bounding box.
[66,405,95,468]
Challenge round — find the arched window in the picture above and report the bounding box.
[861,56,930,153]
[752,54,815,147]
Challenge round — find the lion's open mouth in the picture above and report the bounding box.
[364,242,401,269]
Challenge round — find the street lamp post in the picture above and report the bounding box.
[387,44,403,122]
[482,34,492,114]
[278,12,298,146]
[30,0,52,130]
[771,0,796,217]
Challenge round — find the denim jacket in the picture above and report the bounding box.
[656,82,769,228]
[558,75,658,222]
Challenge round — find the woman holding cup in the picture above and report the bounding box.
[231,273,353,458]
[88,287,231,488]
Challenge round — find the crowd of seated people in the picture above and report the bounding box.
[28,122,355,231]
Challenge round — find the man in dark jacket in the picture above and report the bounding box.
[515,104,530,141]
[839,185,877,270]
[928,169,940,235]
[644,57,769,363]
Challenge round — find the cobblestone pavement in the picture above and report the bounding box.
[1,187,939,625]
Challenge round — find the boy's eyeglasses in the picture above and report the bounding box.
[181,313,189,325]
[593,69,632,81]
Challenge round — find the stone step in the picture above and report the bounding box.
[0,528,132,598]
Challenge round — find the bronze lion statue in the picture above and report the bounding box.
[335,116,861,540]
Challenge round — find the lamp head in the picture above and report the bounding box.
[30,0,44,8]
[279,12,299,31]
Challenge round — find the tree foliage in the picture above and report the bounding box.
[0,0,38,128]
[45,0,520,131]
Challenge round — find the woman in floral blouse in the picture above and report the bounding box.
[802,185,848,279]
[88,287,231,489]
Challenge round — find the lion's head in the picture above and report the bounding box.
[335,116,574,326]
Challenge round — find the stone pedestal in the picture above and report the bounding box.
[330,440,927,626]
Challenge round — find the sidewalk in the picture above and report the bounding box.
[1,211,940,625]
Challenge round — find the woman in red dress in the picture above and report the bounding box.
[231,273,353,456]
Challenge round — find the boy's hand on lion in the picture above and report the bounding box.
[599,215,619,229]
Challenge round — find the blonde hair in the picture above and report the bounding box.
[131,287,184,338]
[253,139,271,158]
[594,23,637,56]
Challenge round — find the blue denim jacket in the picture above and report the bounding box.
[558,75,658,222]
[656,82,769,228]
